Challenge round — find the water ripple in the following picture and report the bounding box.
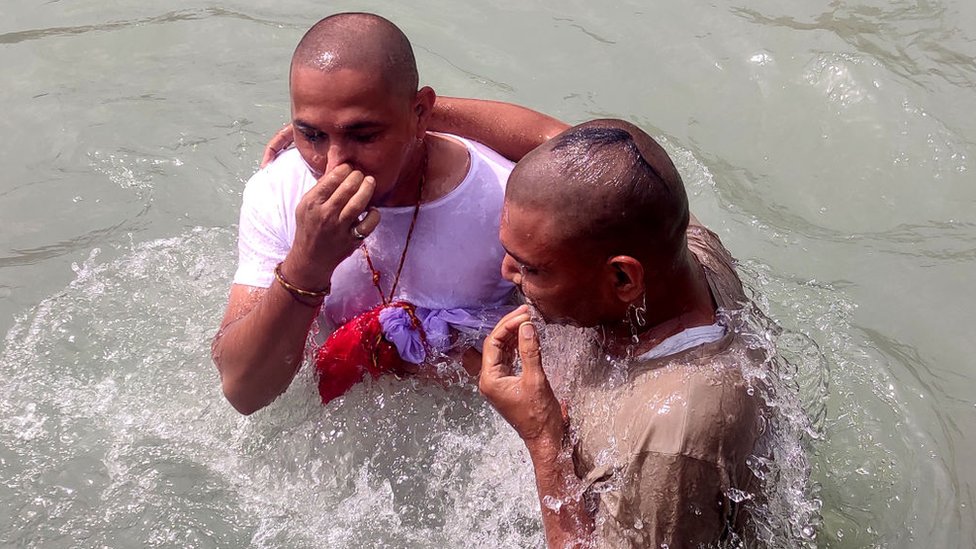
[0,7,290,45]
[0,221,135,268]
[730,2,976,89]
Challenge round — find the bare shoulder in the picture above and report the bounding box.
[425,132,472,201]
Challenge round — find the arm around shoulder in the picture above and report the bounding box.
[428,97,569,162]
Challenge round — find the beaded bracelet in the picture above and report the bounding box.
[274,262,330,305]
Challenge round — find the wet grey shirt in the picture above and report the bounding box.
[573,225,765,548]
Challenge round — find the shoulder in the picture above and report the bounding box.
[681,363,760,439]
[242,148,312,204]
[469,139,516,172]
[612,361,762,463]
[686,224,747,307]
[687,224,735,269]
[582,360,763,547]
[443,133,515,179]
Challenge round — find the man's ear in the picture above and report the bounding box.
[607,256,645,303]
[413,86,437,138]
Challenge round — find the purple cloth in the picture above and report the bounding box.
[378,305,512,364]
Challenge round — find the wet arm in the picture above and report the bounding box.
[527,439,596,549]
[261,98,568,167]
[214,164,376,414]
[211,281,320,415]
[428,97,569,162]
[480,310,595,547]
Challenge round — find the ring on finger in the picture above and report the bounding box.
[351,225,367,240]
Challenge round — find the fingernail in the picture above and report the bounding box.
[520,322,535,339]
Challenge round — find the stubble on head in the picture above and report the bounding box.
[290,13,419,101]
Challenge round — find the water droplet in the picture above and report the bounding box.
[542,495,563,513]
[726,488,753,503]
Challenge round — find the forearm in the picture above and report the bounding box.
[429,97,569,162]
[527,438,595,549]
[212,283,320,415]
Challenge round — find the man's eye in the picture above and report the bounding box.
[519,264,539,276]
[301,130,324,143]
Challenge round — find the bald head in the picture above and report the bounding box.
[507,120,689,264]
[292,13,419,100]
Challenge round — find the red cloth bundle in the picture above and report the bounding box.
[314,304,408,404]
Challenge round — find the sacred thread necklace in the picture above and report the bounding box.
[360,143,428,306]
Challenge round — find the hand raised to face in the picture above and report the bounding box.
[479,305,567,452]
[281,163,381,290]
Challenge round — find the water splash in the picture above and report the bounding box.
[0,228,543,548]
[532,295,824,549]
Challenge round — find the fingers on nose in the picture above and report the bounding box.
[325,144,353,174]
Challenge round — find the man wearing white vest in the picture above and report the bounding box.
[212,12,564,413]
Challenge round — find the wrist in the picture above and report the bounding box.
[280,253,335,291]
[525,430,568,465]
[274,261,331,307]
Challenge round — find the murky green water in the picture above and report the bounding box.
[1,1,974,547]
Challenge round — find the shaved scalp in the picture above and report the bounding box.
[507,119,690,264]
[292,13,419,99]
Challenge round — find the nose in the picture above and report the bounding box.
[501,254,521,286]
[327,140,354,175]
[313,139,354,175]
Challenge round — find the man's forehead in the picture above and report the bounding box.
[500,202,564,261]
[502,200,559,229]
[290,67,406,128]
[293,67,370,98]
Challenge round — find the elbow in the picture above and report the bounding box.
[231,401,261,417]
[213,353,265,416]
[221,376,263,416]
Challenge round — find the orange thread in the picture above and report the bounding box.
[362,142,427,306]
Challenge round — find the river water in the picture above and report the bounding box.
[1,1,974,547]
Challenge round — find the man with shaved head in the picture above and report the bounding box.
[480,120,765,547]
[212,13,564,414]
